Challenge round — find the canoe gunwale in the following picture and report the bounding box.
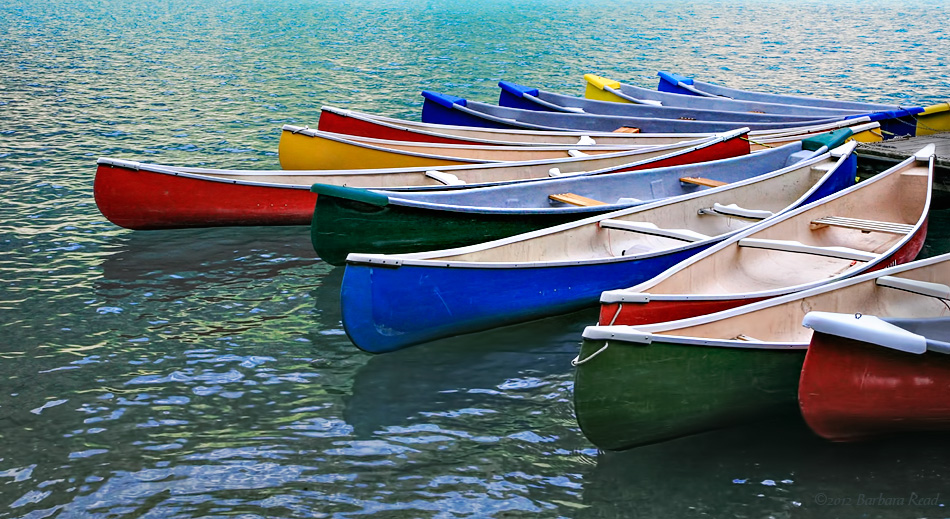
[580,328,808,351]
[96,158,314,191]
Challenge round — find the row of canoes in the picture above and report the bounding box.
[93,71,950,448]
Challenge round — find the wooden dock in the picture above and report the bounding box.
[856,133,950,197]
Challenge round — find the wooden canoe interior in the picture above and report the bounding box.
[635,159,929,296]
[647,259,950,345]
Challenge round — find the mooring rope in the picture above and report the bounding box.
[571,341,610,366]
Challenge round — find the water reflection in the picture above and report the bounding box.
[581,416,950,518]
[344,308,593,439]
[96,226,316,284]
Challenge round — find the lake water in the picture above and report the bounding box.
[2,0,950,517]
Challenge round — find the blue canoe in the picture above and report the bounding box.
[580,73,872,116]
[495,80,891,124]
[338,138,859,353]
[420,90,892,135]
[653,71,948,138]
[655,70,916,111]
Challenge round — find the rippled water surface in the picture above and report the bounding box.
[2,0,950,517]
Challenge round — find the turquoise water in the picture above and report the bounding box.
[2,0,950,517]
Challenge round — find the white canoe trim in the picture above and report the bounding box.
[876,276,950,299]
[802,311,929,354]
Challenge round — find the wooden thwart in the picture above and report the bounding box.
[809,216,915,235]
[549,193,607,206]
[680,176,727,187]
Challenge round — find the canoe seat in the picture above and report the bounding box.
[698,203,773,220]
[809,216,915,235]
[568,149,589,158]
[680,176,727,188]
[599,219,710,242]
[875,276,950,299]
[737,238,879,262]
[425,170,466,186]
[613,127,640,133]
[549,193,607,207]
[576,136,596,145]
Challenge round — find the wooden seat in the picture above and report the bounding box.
[809,216,915,235]
[613,127,640,133]
[549,193,607,206]
[737,238,879,262]
[680,176,727,187]
[599,219,711,242]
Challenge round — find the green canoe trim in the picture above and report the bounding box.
[801,127,853,152]
[311,183,389,207]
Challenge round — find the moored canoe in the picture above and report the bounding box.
[277,128,662,171]
[95,130,749,230]
[598,144,935,326]
[497,80,848,123]
[310,129,853,265]
[315,105,884,146]
[337,138,857,353]
[582,73,871,116]
[799,311,950,442]
[655,70,950,137]
[574,253,950,450]
[420,91,855,133]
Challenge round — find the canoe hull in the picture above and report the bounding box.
[341,245,714,353]
[93,162,317,230]
[573,338,804,451]
[799,330,950,442]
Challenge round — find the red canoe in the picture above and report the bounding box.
[597,144,935,327]
[94,129,750,230]
[799,310,950,441]
[312,106,881,149]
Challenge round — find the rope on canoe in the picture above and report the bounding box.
[571,342,610,366]
[741,136,773,149]
[607,303,623,326]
